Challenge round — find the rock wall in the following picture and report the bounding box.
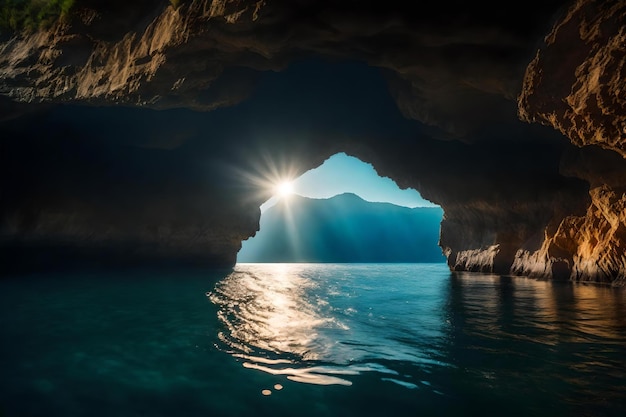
[507,146,626,284]
[516,0,626,285]
[518,0,626,157]
[0,113,263,272]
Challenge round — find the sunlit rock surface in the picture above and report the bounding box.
[0,0,625,284]
[508,146,626,284]
[519,0,626,157]
[515,0,626,284]
[0,0,569,135]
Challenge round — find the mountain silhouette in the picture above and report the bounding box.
[238,193,445,263]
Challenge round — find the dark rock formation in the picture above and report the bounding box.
[0,0,625,284]
[0,131,260,273]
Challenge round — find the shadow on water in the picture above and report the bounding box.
[442,272,626,417]
[0,267,233,417]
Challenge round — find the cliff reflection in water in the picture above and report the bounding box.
[442,272,626,414]
[209,263,626,413]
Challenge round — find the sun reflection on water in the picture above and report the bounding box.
[207,264,398,385]
[210,264,332,359]
[208,262,626,405]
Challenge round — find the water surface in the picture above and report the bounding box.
[1,264,625,417]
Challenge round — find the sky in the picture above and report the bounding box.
[260,152,437,211]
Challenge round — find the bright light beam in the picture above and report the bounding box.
[276,181,294,198]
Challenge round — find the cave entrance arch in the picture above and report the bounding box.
[237,152,444,263]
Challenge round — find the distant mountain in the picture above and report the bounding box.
[238,193,445,263]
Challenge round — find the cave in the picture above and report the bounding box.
[0,0,625,285]
[1,1,626,415]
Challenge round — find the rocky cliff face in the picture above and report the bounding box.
[519,0,626,157]
[506,146,626,285]
[515,0,626,284]
[1,0,625,284]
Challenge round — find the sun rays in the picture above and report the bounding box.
[276,180,294,198]
[225,146,306,212]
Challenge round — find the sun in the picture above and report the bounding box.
[276,181,294,197]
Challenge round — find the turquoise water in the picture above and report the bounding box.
[1,263,625,417]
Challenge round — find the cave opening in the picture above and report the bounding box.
[237,152,444,264]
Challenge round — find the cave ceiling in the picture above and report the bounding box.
[0,0,574,141]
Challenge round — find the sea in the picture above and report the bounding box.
[1,263,625,417]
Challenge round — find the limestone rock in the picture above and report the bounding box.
[0,0,569,136]
[519,0,626,157]
[511,184,626,285]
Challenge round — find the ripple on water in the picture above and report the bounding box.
[209,264,457,388]
[1,264,625,417]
